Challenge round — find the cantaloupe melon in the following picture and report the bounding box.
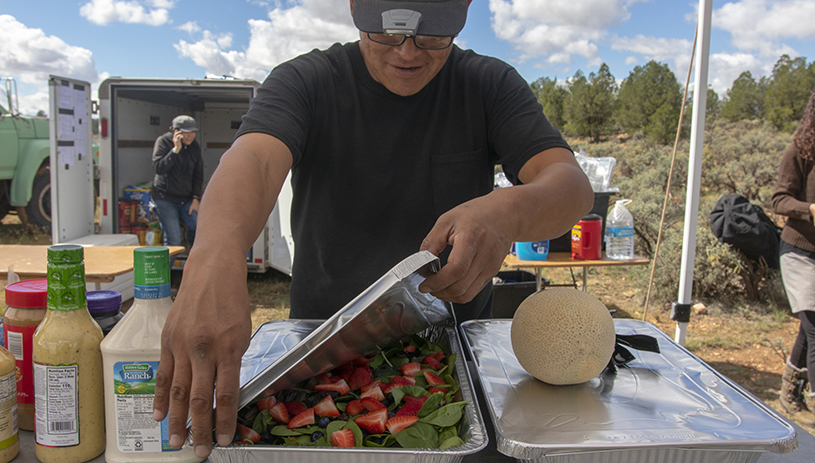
[510,288,615,385]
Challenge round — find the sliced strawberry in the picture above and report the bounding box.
[394,395,428,417]
[424,370,445,386]
[314,379,351,396]
[330,428,355,447]
[426,351,444,362]
[391,376,413,387]
[348,365,374,391]
[256,396,277,412]
[269,402,289,424]
[360,397,386,412]
[380,381,394,394]
[360,380,381,394]
[386,415,419,435]
[284,400,307,417]
[354,408,387,434]
[352,356,371,365]
[360,385,385,401]
[345,399,366,416]
[400,362,421,376]
[403,344,417,353]
[317,373,334,385]
[313,395,341,417]
[236,423,261,443]
[422,355,444,370]
[287,408,315,429]
[428,386,447,395]
[400,375,416,385]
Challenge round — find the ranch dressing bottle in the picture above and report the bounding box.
[101,247,201,463]
[33,245,105,462]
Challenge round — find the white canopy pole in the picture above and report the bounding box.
[675,0,712,345]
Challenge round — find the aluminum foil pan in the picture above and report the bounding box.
[235,250,452,411]
[460,319,797,463]
[208,319,488,463]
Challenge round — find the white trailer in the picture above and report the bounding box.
[49,76,293,297]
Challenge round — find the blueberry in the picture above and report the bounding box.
[261,431,273,442]
[318,417,331,428]
[328,391,341,399]
[311,431,324,442]
[388,411,395,419]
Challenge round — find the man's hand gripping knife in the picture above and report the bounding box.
[418,148,593,303]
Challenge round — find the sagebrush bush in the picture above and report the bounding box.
[566,120,791,310]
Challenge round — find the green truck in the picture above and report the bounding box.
[0,77,52,229]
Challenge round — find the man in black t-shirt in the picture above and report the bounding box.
[155,1,594,457]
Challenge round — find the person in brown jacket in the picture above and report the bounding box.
[772,88,815,427]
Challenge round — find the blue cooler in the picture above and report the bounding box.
[515,240,549,260]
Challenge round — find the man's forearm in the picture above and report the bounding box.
[189,135,292,262]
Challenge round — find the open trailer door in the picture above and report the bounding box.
[48,75,94,244]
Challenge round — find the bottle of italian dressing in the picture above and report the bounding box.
[33,245,106,463]
[101,247,201,463]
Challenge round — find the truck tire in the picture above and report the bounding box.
[0,188,11,221]
[25,168,51,230]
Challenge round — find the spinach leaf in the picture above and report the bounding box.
[270,425,303,437]
[326,420,347,441]
[399,385,428,398]
[439,436,466,449]
[419,401,469,427]
[439,426,458,442]
[394,421,439,449]
[447,353,458,373]
[251,409,272,434]
[344,420,364,448]
[368,353,385,369]
[417,392,444,418]
[363,434,396,447]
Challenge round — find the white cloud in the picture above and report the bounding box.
[0,15,107,116]
[488,0,635,64]
[706,52,765,94]
[625,56,638,65]
[177,21,200,34]
[713,0,815,57]
[174,0,357,81]
[80,0,175,26]
[610,34,693,78]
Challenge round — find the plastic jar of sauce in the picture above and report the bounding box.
[87,290,123,336]
[3,279,47,431]
[0,345,18,463]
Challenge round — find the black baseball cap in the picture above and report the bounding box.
[171,115,198,132]
[353,0,470,37]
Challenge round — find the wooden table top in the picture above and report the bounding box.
[504,251,650,269]
[0,245,185,283]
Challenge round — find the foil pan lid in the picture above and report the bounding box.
[236,250,451,411]
[460,319,797,460]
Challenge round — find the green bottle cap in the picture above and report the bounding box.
[47,244,84,264]
[46,244,86,311]
[134,246,171,287]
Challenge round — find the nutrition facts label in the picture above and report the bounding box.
[113,361,177,452]
[34,364,79,447]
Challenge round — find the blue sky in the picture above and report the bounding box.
[2,0,814,116]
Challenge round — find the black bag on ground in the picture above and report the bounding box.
[709,194,781,269]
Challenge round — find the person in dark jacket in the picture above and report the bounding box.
[772,88,815,427]
[152,115,204,248]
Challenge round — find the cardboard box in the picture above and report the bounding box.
[123,185,151,223]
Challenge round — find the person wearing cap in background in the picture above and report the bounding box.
[151,115,204,250]
[154,1,594,457]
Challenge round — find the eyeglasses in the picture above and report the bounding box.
[366,32,455,50]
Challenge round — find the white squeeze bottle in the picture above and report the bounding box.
[101,247,201,463]
[606,199,635,260]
